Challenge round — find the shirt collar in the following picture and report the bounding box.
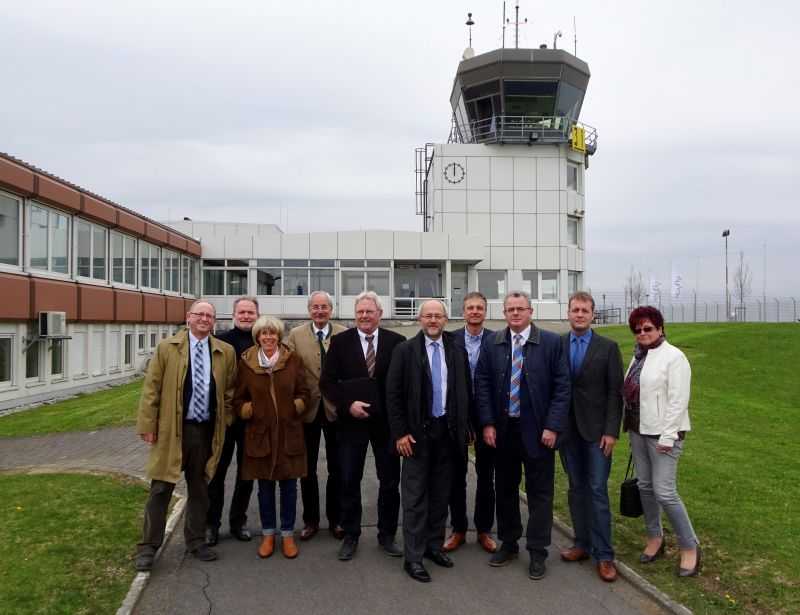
[465,328,484,342]
[189,332,208,348]
[358,328,378,342]
[510,325,531,344]
[425,335,443,348]
[312,323,330,338]
[570,328,593,344]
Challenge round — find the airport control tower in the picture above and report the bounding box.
[416,31,596,320]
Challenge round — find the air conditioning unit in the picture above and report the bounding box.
[38,311,67,338]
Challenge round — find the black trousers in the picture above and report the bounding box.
[401,418,454,563]
[300,406,341,527]
[206,420,254,531]
[448,437,496,533]
[337,419,400,540]
[494,419,555,559]
[138,421,213,554]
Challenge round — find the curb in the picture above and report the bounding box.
[116,494,186,615]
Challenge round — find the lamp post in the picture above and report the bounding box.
[722,229,730,320]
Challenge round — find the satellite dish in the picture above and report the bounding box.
[462,47,475,60]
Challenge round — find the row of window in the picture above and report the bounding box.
[0,192,199,294]
[478,269,581,301]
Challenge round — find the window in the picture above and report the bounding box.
[149,332,157,348]
[140,242,160,289]
[29,204,71,274]
[283,269,307,296]
[340,260,364,268]
[182,256,198,295]
[478,270,506,300]
[0,336,12,384]
[522,270,539,299]
[567,164,579,191]
[568,271,580,295]
[227,270,248,295]
[341,271,365,295]
[76,220,107,280]
[163,250,180,292]
[257,269,281,295]
[283,259,307,267]
[138,333,145,351]
[203,260,247,295]
[309,269,335,295]
[0,192,20,266]
[50,339,65,378]
[109,329,120,371]
[204,269,224,295]
[522,270,560,301]
[367,271,390,295]
[111,232,137,285]
[124,333,134,367]
[567,216,579,246]
[26,339,41,380]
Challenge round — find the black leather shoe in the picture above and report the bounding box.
[188,544,218,562]
[379,537,403,558]
[528,558,547,580]
[639,540,665,564]
[230,526,252,542]
[404,561,432,583]
[338,536,358,561]
[205,526,219,547]
[134,551,154,572]
[424,549,454,568]
[489,543,519,567]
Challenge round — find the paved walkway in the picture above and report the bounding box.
[0,427,668,615]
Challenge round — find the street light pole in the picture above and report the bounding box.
[722,229,730,320]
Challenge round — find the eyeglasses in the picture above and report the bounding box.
[634,326,655,334]
[190,312,215,320]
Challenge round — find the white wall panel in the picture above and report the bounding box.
[537,157,560,190]
[393,232,421,259]
[491,191,514,214]
[443,190,467,213]
[491,158,514,190]
[513,214,536,246]
[490,247,514,269]
[442,213,467,236]
[281,234,310,259]
[491,214,514,246]
[448,233,481,260]
[536,214,560,247]
[514,190,536,214]
[537,247,560,269]
[365,230,394,259]
[309,232,338,258]
[338,231,366,259]
[467,190,490,213]
[538,191,559,214]
[514,246,537,269]
[466,157,490,190]
[421,233,449,260]
[466,213,491,245]
[513,157,536,190]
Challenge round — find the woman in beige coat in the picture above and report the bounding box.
[234,315,311,559]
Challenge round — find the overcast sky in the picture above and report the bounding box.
[2,0,798,297]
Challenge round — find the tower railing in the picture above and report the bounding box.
[449,114,597,152]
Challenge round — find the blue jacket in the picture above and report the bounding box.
[475,325,571,458]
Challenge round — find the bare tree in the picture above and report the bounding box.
[733,251,752,307]
[624,266,646,308]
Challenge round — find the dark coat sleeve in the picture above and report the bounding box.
[319,333,353,419]
[475,340,495,428]
[543,335,572,434]
[604,340,624,438]
[385,341,410,442]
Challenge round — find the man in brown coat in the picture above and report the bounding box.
[134,300,237,572]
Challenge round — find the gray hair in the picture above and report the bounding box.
[251,314,285,343]
[503,290,532,309]
[354,291,383,312]
[417,299,448,319]
[188,299,216,316]
[308,290,334,310]
[233,296,260,313]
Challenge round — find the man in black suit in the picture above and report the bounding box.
[444,291,498,554]
[320,291,405,561]
[558,291,624,582]
[387,300,471,582]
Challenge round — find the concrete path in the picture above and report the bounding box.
[0,427,667,615]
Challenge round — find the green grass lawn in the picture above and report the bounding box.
[0,379,142,438]
[553,323,800,615]
[0,472,148,615]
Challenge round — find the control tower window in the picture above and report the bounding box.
[503,81,557,117]
[555,81,584,121]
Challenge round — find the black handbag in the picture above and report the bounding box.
[620,453,643,518]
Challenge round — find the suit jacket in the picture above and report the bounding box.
[475,325,571,458]
[562,330,624,443]
[386,330,471,450]
[319,326,405,433]
[286,321,347,423]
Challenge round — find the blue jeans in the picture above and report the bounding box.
[559,435,614,561]
[257,479,297,536]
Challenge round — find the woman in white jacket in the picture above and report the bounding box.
[623,306,700,577]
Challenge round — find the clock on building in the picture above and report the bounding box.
[443,161,466,184]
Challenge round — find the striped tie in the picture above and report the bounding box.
[190,341,207,421]
[365,334,376,377]
[508,334,523,417]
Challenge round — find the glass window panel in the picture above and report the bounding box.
[567,217,579,245]
[0,194,19,266]
[340,260,364,268]
[140,244,150,288]
[256,259,280,267]
[226,259,249,267]
[138,333,145,350]
[366,271,389,295]
[0,337,11,382]
[310,259,334,267]
[51,212,69,274]
[203,269,224,295]
[283,269,308,296]
[567,165,578,190]
[257,269,281,295]
[149,247,160,289]
[29,206,49,270]
[568,271,579,295]
[203,259,225,267]
[226,270,248,295]
[111,233,123,282]
[149,332,156,348]
[366,260,390,268]
[283,259,308,267]
[478,270,506,300]
[309,269,335,295]
[341,271,365,295]
[124,334,133,366]
[123,236,136,284]
[77,220,91,277]
[26,340,40,379]
[93,226,106,279]
[51,339,64,376]
[522,270,539,299]
[541,271,558,300]
[182,256,189,293]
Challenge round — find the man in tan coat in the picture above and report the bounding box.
[286,290,346,541]
[134,300,237,571]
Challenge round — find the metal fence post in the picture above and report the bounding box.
[775,297,780,322]
[793,297,797,322]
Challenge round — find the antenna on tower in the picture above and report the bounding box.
[573,16,577,55]
[466,12,475,48]
[506,3,527,49]
[502,2,507,48]
[553,30,562,50]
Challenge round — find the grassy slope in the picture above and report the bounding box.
[553,323,799,614]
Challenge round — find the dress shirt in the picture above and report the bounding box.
[425,336,448,414]
[188,332,212,417]
[312,323,331,339]
[357,328,380,360]
[569,328,593,375]
[510,325,532,346]
[463,328,485,379]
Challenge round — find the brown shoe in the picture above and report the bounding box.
[560,546,590,562]
[282,536,299,559]
[598,560,618,582]
[329,525,345,540]
[258,535,275,559]
[443,531,466,552]
[477,532,498,553]
[299,524,318,541]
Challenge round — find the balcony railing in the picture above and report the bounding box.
[449,115,597,153]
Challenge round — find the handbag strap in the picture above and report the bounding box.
[624,453,635,480]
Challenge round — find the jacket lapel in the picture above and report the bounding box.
[576,333,599,379]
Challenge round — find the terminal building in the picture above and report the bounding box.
[0,43,596,409]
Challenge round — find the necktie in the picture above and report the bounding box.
[431,341,444,417]
[571,337,580,375]
[191,341,207,421]
[365,334,376,377]
[509,334,523,417]
[317,330,326,369]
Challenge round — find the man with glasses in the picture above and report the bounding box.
[135,300,237,571]
[206,296,259,546]
[286,291,346,541]
[475,291,570,580]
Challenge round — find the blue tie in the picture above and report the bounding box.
[190,342,208,421]
[431,341,444,417]
[572,336,585,375]
[509,334,523,417]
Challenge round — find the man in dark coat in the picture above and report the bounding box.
[386,300,471,583]
[319,291,405,561]
[476,291,570,580]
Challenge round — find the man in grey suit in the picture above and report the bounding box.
[558,291,624,582]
